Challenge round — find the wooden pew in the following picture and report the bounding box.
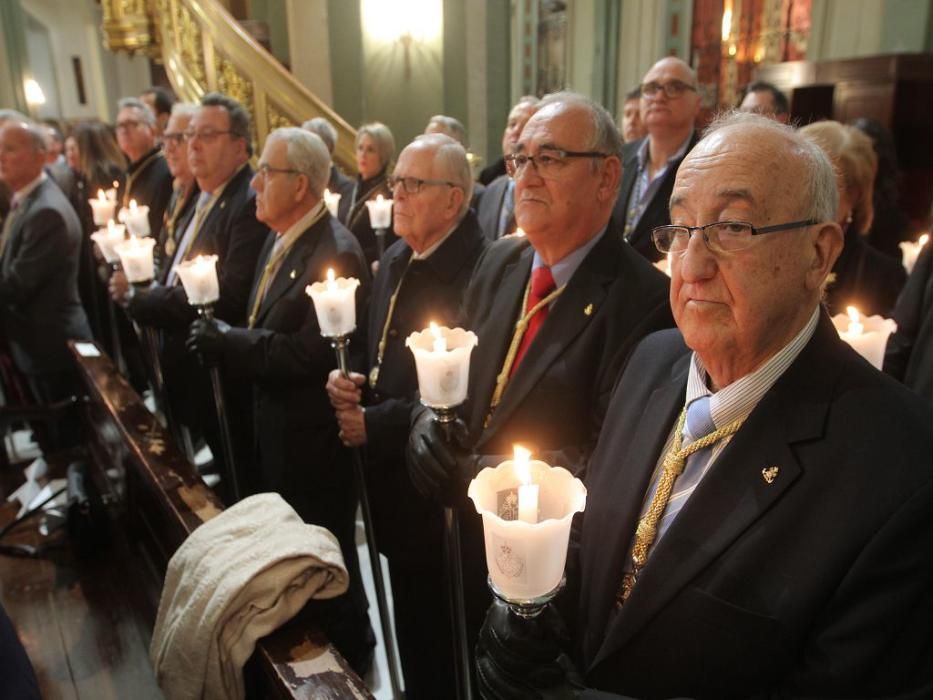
[68,339,374,699]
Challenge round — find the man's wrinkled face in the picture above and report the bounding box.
[640,58,701,133]
[391,143,460,245]
[250,138,303,231]
[501,102,537,158]
[0,125,45,191]
[186,106,244,186]
[115,107,155,162]
[162,113,192,180]
[669,128,816,369]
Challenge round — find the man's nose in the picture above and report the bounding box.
[677,231,717,282]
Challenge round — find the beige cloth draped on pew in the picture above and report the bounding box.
[149,492,349,700]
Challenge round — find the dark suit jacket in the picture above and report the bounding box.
[117,147,173,238]
[574,317,933,698]
[219,212,369,536]
[0,178,91,375]
[885,241,933,403]
[475,174,512,241]
[826,226,906,317]
[611,132,698,262]
[341,170,397,266]
[460,227,673,462]
[328,164,355,204]
[362,211,486,558]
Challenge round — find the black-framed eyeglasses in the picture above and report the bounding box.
[504,148,610,178]
[388,175,458,194]
[161,132,185,148]
[183,129,234,143]
[256,163,302,178]
[640,80,697,99]
[116,120,143,132]
[652,219,819,254]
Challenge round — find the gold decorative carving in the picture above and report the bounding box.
[100,0,153,54]
[267,103,294,132]
[177,3,206,84]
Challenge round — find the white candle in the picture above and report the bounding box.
[832,305,897,370]
[175,254,220,306]
[899,233,929,275]
[90,220,126,264]
[114,236,156,284]
[118,199,151,237]
[513,446,539,524]
[406,323,478,409]
[89,188,117,226]
[323,188,342,218]
[306,268,360,337]
[365,194,393,229]
[468,450,586,601]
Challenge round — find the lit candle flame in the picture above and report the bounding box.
[920,234,929,247]
[515,227,525,237]
[130,199,138,211]
[846,305,864,336]
[429,321,447,353]
[326,268,337,292]
[376,194,384,204]
[324,188,331,198]
[513,445,532,485]
[113,180,119,190]
[97,189,107,203]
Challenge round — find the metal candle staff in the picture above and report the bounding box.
[406,323,479,700]
[175,255,242,503]
[307,270,403,699]
[90,221,128,375]
[365,195,393,260]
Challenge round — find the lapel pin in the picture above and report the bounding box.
[219,200,226,209]
[761,466,779,484]
[289,269,297,279]
[583,303,593,316]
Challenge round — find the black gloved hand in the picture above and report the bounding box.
[476,600,582,700]
[186,317,231,355]
[406,406,477,506]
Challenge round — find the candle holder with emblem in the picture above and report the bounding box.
[365,194,393,260]
[175,255,242,502]
[406,323,478,700]
[468,446,586,619]
[306,270,404,700]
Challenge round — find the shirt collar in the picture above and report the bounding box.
[277,199,325,243]
[636,131,695,171]
[11,172,47,207]
[531,225,607,288]
[685,306,820,429]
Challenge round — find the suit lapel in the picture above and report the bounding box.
[591,318,836,670]
[254,223,324,326]
[245,233,275,320]
[1,181,45,265]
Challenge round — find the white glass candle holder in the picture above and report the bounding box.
[89,188,117,227]
[118,199,151,237]
[175,254,220,306]
[899,233,929,275]
[90,221,126,265]
[365,194,393,229]
[832,305,897,370]
[114,236,156,284]
[323,189,342,218]
[406,323,478,410]
[468,448,586,616]
[306,269,360,337]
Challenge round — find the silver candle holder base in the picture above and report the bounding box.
[489,575,566,619]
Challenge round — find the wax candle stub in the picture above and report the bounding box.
[832,306,896,370]
[89,188,118,226]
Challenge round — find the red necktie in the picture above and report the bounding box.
[510,266,556,375]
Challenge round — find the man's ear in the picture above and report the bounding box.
[807,221,844,292]
[598,156,622,203]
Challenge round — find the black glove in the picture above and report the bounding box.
[406,406,477,506]
[186,317,231,356]
[476,600,582,700]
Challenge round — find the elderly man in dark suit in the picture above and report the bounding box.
[0,120,92,447]
[325,133,486,697]
[478,112,933,699]
[122,93,267,499]
[187,126,374,674]
[407,91,673,663]
[612,57,700,262]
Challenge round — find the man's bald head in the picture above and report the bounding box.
[0,121,48,191]
[640,56,701,138]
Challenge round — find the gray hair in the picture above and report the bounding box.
[117,97,156,126]
[170,102,198,120]
[302,117,338,154]
[356,122,395,172]
[0,109,28,126]
[411,133,474,218]
[200,92,253,156]
[537,91,624,179]
[425,115,467,146]
[267,127,331,197]
[0,120,48,153]
[702,111,838,224]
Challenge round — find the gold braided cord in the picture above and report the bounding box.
[486,276,565,422]
[618,407,744,605]
[368,256,413,389]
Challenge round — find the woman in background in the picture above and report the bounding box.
[341,122,396,267]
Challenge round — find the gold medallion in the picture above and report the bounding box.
[369,365,380,389]
[761,466,779,484]
[165,237,176,256]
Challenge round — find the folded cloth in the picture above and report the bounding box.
[149,492,349,700]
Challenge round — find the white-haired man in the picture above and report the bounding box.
[477,112,933,698]
[187,127,374,675]
[302,116,354,206]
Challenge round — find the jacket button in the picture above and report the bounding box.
[388,328,398,338]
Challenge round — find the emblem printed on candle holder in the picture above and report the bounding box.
[492,533,527,581]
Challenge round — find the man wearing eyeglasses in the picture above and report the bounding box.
[324,132,486,697]
[477,112,933,698]
[124,92,267,503]
[407,92,673,664]
[187,127,375,676]
[612,57,701,262]
[114,97,173,238]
